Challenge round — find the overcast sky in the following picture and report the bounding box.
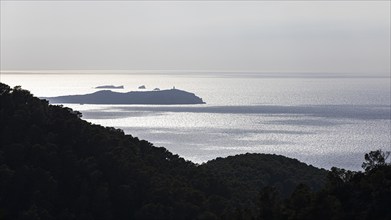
[1,1,390,74]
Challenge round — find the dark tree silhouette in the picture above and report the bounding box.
[362,149,390,171]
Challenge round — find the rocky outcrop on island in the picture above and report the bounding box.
[42,88,205,104]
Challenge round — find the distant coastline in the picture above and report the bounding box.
[95,85,124,89]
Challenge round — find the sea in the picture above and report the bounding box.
[2,71,390,170]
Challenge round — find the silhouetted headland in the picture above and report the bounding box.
[95,85,124,89]
[43,88,206,104]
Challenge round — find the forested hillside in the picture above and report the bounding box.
[0,83,389,220]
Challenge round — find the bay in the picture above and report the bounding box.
[2,72,390,170]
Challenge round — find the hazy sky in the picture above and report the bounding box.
[1,1,390,74]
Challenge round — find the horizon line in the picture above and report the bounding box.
[1,69,390,75]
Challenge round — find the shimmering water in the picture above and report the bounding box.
[2,72,390,170]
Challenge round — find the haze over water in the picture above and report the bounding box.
[2,72,390,170]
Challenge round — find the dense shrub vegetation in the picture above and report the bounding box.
[0,83,390,219]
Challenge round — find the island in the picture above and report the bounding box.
[42,88,205,104]
[95,85,124,89]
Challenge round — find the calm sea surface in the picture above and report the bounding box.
[2,72,390,170]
